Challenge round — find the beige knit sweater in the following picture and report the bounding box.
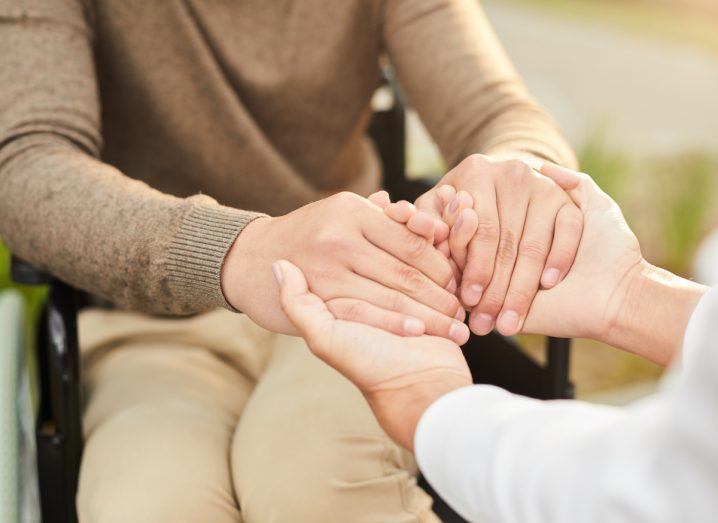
[0,0,575,315]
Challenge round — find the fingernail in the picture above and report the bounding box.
[449,197,459,213]
[452,212,464,232]
[449,321,470,345]
[463,283,483,306]
[454,307,466,321]
[472,312,493,335]
[271,262,283,284]
[403,318,425,336]
[542,268,560,288]
[446,278,457,293]
[497,310,520,335]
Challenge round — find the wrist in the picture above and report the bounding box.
[603,260,708,365]
[220,216,273,311]
[369,373,470,452]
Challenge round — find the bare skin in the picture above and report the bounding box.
[221,191,470,344]
[415,155,584,337]
[276,163,707,451]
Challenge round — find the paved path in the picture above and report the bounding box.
[483,1,718,156]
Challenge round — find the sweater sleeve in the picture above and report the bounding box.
[0,0,264,315]
[414,287,718,523]
[382,0,577,169]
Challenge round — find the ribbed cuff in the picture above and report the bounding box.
[166,202,266,312]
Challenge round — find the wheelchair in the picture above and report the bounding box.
[6,73,573,523]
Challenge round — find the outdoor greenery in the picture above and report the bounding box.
[0,239,46,402]
[541,137,718,395]
[579,133,718,277]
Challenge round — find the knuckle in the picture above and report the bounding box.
[496,231,518,265]
[475,219,499,243]
[344,302,368,322]
[518,238,549,262]
[332,191,363,207]
[328,191,367,216]
[405,233,429,260]
[435,289,460,317]
[384,291,405,313]
[550,246,576,266]
[504,159,531,182]
[397,265,426,293]
[463,257,491,286]
[481,292,505,314]
[313,226,350,253]
[425,311,450,336]
[506,288,533,312]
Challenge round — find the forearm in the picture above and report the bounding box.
[603,260,707,365]
[0,135,261,314]
[0,3,264,315]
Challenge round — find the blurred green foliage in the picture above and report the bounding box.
[653,154,715,275]
[578,134,718,277]
[578,129,631,201]
[1,238,45,405]
[0,238,47,309]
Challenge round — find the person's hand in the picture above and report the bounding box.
[520,164,706,365]
[221,192,470,344]
[369,189,479,293]
[273,259,472,450]
[518,164,643,342]
[415,155,584,337]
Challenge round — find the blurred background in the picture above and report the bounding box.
[404,0,718,403]
[2,0,718,405]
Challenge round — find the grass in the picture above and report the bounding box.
[494,0,718,56]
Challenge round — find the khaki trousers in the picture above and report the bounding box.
[76,308,439,523]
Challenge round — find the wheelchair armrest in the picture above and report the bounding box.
[11,256,53,286]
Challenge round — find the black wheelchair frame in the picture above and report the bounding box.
[10,75,572,523]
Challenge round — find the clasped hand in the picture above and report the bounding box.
[222,155,585,343]
[272,160,645,450]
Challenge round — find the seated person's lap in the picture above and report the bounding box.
[77,308,438,523]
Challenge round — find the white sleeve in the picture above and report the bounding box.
[415,287,718,523]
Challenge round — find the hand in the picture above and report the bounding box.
[273,259,472,450]
[369,189,478,294]
[221,192,470,344]
[518,163,644,342]
[416,155,584,337]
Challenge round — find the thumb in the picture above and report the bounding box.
[274,260,335,344]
